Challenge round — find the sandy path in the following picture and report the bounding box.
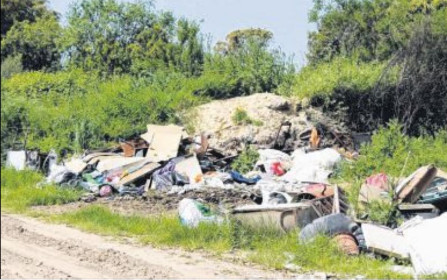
[1,213,298,279]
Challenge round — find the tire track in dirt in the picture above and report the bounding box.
[1,213,292,278]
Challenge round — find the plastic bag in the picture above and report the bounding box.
[178,198,222,227]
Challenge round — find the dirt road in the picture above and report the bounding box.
[1,213,296,279]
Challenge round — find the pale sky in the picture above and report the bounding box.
[48,0,316,66]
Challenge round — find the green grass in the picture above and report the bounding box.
[1,168,81,212]
[231,107,263,126]
[50,205,233,253]
[48,204,408,278]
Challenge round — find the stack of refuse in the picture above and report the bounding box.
[355,165,447,275]
[39,124,237,199]
[6,121,446,276]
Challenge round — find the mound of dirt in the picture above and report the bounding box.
[186,93,349,154]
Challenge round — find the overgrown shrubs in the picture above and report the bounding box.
[336,121,447,224]
[0,70,202,155]
[280,57,388,99]
[337,121,447,182]
[231,146,260,174]
[283,2,447,136]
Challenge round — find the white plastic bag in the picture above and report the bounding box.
[178,198,222,227]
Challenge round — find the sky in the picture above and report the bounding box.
[48,0,316,66]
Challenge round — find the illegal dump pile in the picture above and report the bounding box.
[5,94,447,277]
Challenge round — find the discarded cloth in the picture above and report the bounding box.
[230,171,261,185]
[153,171,189,191]
[6,151,27,170]
[254,178,307,193]
[152,161,187,190]
[99,185,113,197]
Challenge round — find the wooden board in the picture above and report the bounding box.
[64,158,87,174]
[83,153,118,163]
[118,162,160,186]
[233,203,311,213]
[396,165,437,203]
[96,157,145,172]
[144,124,184,162]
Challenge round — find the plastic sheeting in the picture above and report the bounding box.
[178,198,222,227]
[281,148,341,183]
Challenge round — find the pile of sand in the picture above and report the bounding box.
[185,93,345,154]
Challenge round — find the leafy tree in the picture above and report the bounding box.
[1,0,56,38]
[307,0,446,64]
[203,28,294,98]
[225,28,273,52]
[1,15,61,71]
[61,0,204,76]
[299,0,447,136]
[0,54,23,78]
[376,18,447,135]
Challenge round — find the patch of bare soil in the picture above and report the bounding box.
[1,213,297,278]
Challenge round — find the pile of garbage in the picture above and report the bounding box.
[6,120,447,276]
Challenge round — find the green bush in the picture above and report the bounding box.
[337,121,447,182]
[1,55,23,78]
[336,121,447,224]
[231,146,260,174]
[1,70,202,155]
[281,57,390,99]
[231,107,263,126]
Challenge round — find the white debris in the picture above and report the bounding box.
[6,151,26,170]
[281,148,341,183]
[402,213,447,275]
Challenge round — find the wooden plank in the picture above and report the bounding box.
[118,162,160,186]
[83,153,117,163]
[96,157,145,172]
[396,165,437,203]
[398,203,437,211]
[64,158,87,174]
[233,203,310,213]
